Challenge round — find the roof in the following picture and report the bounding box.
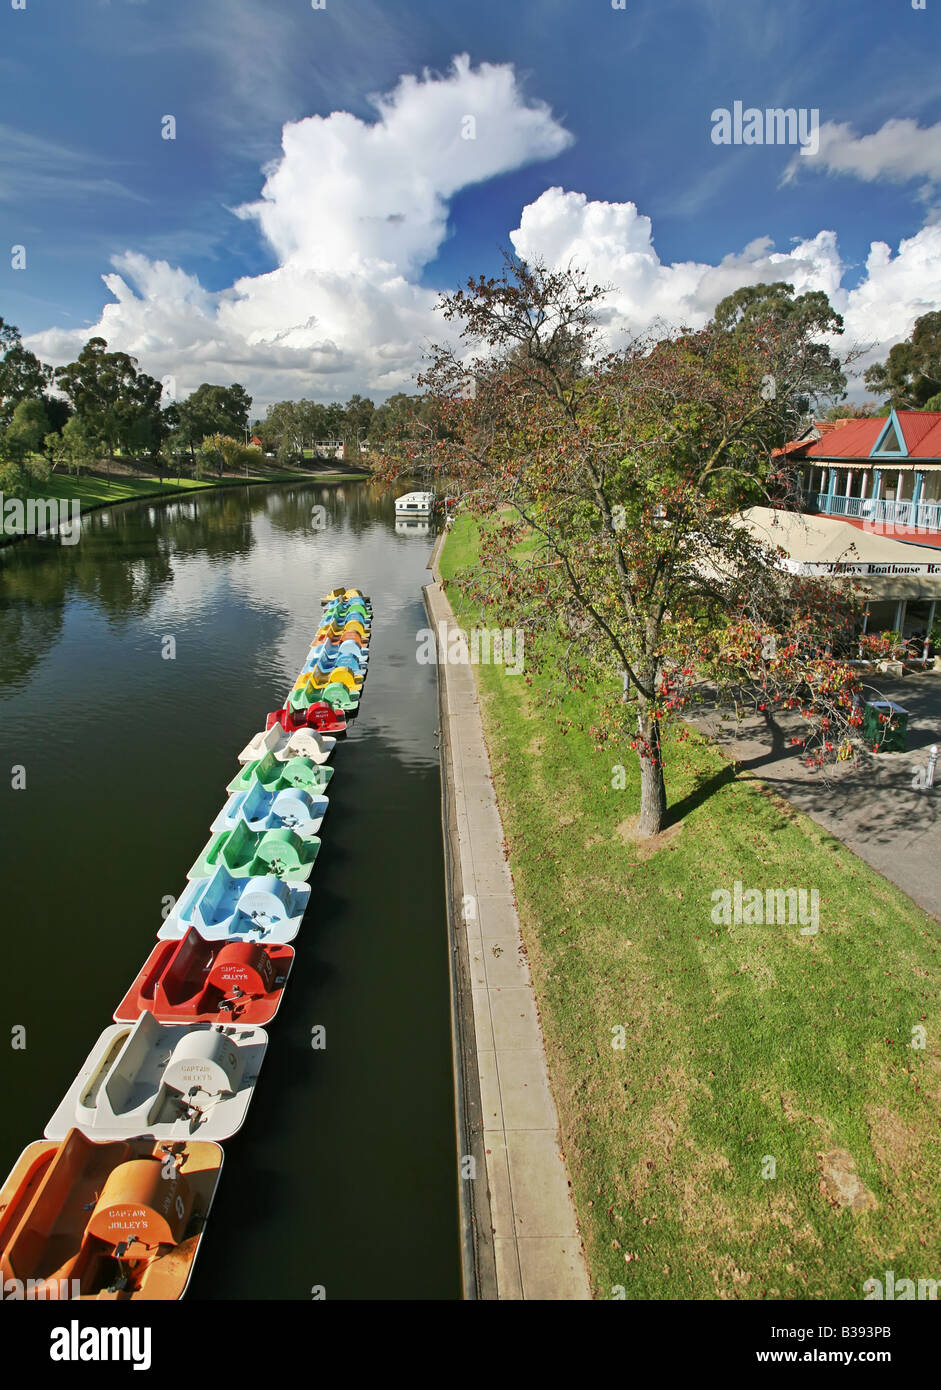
[736,506,941,597]
[777,411,941,463]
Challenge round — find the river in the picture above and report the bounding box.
[0,480,461,1300]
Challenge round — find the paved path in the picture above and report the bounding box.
[424,572,592,1300]
[692,671,941,923]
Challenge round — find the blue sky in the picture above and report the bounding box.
[2,0,940,408]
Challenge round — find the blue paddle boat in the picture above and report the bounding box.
[211,783,328,838]
[158,868,310,944]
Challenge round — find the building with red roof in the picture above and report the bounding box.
[770,410,941,648]
[777,409,941,538]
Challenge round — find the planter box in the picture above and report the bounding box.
[862,700,909,753]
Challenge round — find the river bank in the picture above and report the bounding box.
[0,464,367,546]
[437,511,941,1300]
[424,539,590,1300]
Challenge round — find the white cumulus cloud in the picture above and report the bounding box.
[28,56,573,407]
[510,187,941,381]
[24,62,941,411]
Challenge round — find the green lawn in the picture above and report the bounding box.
[21,471,210,507]
[440,511,940,1300]
[1,465,363,538]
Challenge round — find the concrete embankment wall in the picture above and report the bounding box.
[424,536,591,1300]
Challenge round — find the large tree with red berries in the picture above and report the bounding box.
[387,256,871,836]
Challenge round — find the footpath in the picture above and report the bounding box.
[424,546,591,1300]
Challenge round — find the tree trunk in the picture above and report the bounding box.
[636,708,667,837]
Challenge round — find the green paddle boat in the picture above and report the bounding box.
[226,750,334,797]
[289,680,360,713]
[188,822,320,883]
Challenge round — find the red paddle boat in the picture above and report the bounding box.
[113,928,294,1027]
[266,703,346,736]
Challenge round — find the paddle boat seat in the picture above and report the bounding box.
[227,751,334,797]
[266,704,347,736]
[188,822,320,883]
[114,929,294,1027]
[159,867,310,944]
[289,681,360,713]
[211,783,328,838]
[45,1011,268,1143]
[0,1128,223,1300]
[238,723,336,766]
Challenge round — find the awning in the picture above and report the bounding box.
[736,507,941,599]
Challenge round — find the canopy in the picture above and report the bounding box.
[736,507,941,599]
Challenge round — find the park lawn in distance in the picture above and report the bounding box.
[439,510,941,1300]
[22,471,209,508]
[4,464,360,526]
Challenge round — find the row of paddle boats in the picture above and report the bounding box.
[0,589,373,1300]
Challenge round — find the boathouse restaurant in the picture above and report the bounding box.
[755,409,941,653]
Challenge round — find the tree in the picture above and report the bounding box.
[45,414,97,476]
[54,337,163,460]
[0,317,56,430]
[177,383,253,447]
[199,433,262,478]
[3,397,51,463]
[711,281,847,432]
[387,254,868,837]
[343,394,376,454]
[865,311,941,409]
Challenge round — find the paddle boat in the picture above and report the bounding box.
[237,722,336,766]
[159,867,309,944]
[289,680,360,713]
[227,750,333,797]
[307,638,368,666]
[44,1011,267,1143]
[322,587,370,604]
[312,630,369,654]
[316,616,369,639]
[114,930,294,1027]
[299,652,367,684]
[188,823,319,883]
[322,600,371,625]
[267,703,347,735]
[297,663,364,689]
[211,782,328,838]
[314,622,369,646]
[303,637,369,666]
[0,1128,223,1300]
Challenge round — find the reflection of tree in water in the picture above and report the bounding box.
[0,598,65,689]
[263,480,378,537]
[0,490,262,659]
[0,483,386,684]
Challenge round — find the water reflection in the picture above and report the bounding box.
[0,480,461,1300]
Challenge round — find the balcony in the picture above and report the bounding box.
[805,491,941,533]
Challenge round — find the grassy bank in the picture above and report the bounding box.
[0,465,365,542]
[440,512,940,1300]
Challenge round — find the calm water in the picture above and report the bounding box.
[0,482,461,1300]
